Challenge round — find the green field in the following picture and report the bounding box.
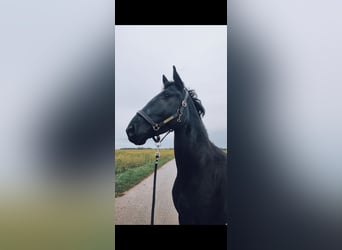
[115,148,175,197]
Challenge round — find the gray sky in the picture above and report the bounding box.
[115,26,227,149]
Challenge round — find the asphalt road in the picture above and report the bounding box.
[115,159,179,225]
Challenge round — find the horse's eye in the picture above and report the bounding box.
[163,93,169,98]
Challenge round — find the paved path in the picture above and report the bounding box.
[115,159,179,225]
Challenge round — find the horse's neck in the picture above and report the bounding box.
[174,104,209,171]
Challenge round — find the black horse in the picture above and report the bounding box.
[126,66,228,224]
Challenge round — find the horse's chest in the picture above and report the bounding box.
[172,180,198,214]
[172,173,214,209]
[172,154,227,224]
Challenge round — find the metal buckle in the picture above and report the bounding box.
[182,101,187,107]
[153,135,160,143]
[153,124,160,131]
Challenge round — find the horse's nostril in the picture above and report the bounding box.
[126,124,135,136]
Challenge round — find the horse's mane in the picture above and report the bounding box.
[188,89,205,118]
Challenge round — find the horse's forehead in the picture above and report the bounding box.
[144,86,180,106]
[163,84,182,93]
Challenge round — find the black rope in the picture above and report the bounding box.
[150,129,172,225]
[150,146,159,225]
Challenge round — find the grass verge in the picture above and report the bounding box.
[115,149,174,197]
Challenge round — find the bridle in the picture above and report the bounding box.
[137,88,189,143]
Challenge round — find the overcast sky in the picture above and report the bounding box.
[115,26,227,149]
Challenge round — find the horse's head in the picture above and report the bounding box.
[126,66,188,145]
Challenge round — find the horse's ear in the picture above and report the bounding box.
[162,74,169,86]
[173,65,184,89]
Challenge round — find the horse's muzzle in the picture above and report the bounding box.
[126,122,148,145]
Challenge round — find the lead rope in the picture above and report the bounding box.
[150,142,160,225]
[150,129,173,225]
